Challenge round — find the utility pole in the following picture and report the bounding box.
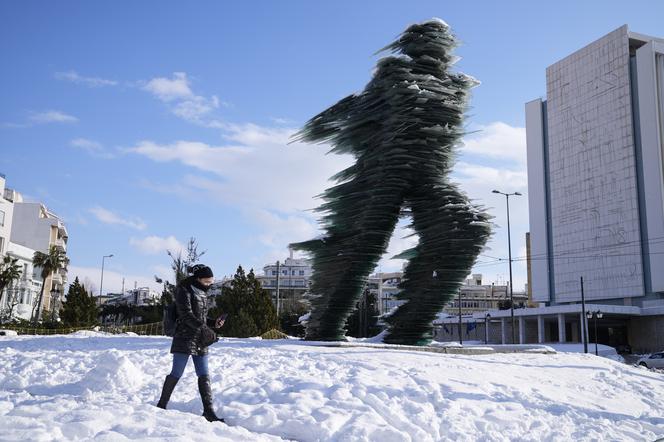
[276,260,281,316]
[99,254,113,306]
[458,287,463,345]
[580,276,588,354]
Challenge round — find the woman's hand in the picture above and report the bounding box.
[215,313,228,328]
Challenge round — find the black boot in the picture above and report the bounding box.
[197,375,225,423]
[157,375,179,409]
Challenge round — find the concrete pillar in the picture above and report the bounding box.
[519,317,526,344]
[485,320,490,344]
[558,313,566,343]
[537,315,545,343]
[501,318,506,344]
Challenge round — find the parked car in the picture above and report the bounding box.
[638,352,664,369]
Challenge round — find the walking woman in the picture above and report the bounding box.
[156,264,225,422]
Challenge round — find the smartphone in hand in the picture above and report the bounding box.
[215,313,228,328]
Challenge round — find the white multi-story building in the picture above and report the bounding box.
[0,176,42,321]
[256,252,312,310]
[367,272,404,315]
[0,174,15,257]
[105,287,160,306]
[0,241,43,321]
[442,274,526,316]
[0,174,69,321]
[519,25,664,352]
[10,200,68,315]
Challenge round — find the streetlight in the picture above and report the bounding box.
[99,254,113,306]
[485,312,491,344]
[586,310,604,356]
[492,189,522,344]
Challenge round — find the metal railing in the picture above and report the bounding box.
[2,321,164,336]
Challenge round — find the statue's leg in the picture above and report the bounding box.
[383,184,491,345]
[303,176,406,341]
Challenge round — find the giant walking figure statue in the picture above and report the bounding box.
[291,19,492,345]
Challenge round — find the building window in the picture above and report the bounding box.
[299,270,305,276]
[0,209,4,226]
[271,270,277,276]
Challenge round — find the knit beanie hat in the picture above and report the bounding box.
[191,264,214,279]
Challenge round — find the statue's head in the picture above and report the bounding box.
[384,19,456,62]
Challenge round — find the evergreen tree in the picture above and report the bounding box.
[215,266,278,338]
[279,301,308,337]
[60,277,99,326]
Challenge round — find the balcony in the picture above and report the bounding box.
[54,238,67,250]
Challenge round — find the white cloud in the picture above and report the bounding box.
[129,124,353,213]
[129,235,185,256]
[142,72,226,125]
[29,110,78,124]
[143,72,193,101]
[89,206,147,230]
[463,122,527,164]
[54,70,118,87]
[70,138,115,159]
[68,265,160,296]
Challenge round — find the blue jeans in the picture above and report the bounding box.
[170,352,209,378]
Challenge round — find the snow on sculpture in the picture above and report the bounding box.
[291,19,492,345]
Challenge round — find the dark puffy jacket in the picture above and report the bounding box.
[170,278,213,356]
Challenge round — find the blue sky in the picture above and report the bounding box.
[1,1,663,295]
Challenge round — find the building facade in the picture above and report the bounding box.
[442,274,527,316]
[105,287,160,306]
[256,253,312,311]
[518,25,664,352]
[10,201,68,314]
[0,174,69,322]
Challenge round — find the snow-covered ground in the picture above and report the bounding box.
[1,333,663,441]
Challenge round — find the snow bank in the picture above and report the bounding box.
[0,334,662,441]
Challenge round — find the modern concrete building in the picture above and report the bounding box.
[433,26,664,352]
[521,25,664,352]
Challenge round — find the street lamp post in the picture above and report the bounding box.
[586,310,603,356]
[492,189,522,344]
[99,254,113,306]
[485,313,491,344]
[50,287,60,319]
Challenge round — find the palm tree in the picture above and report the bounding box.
[31,245,69,324]
[0,255,23,310]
